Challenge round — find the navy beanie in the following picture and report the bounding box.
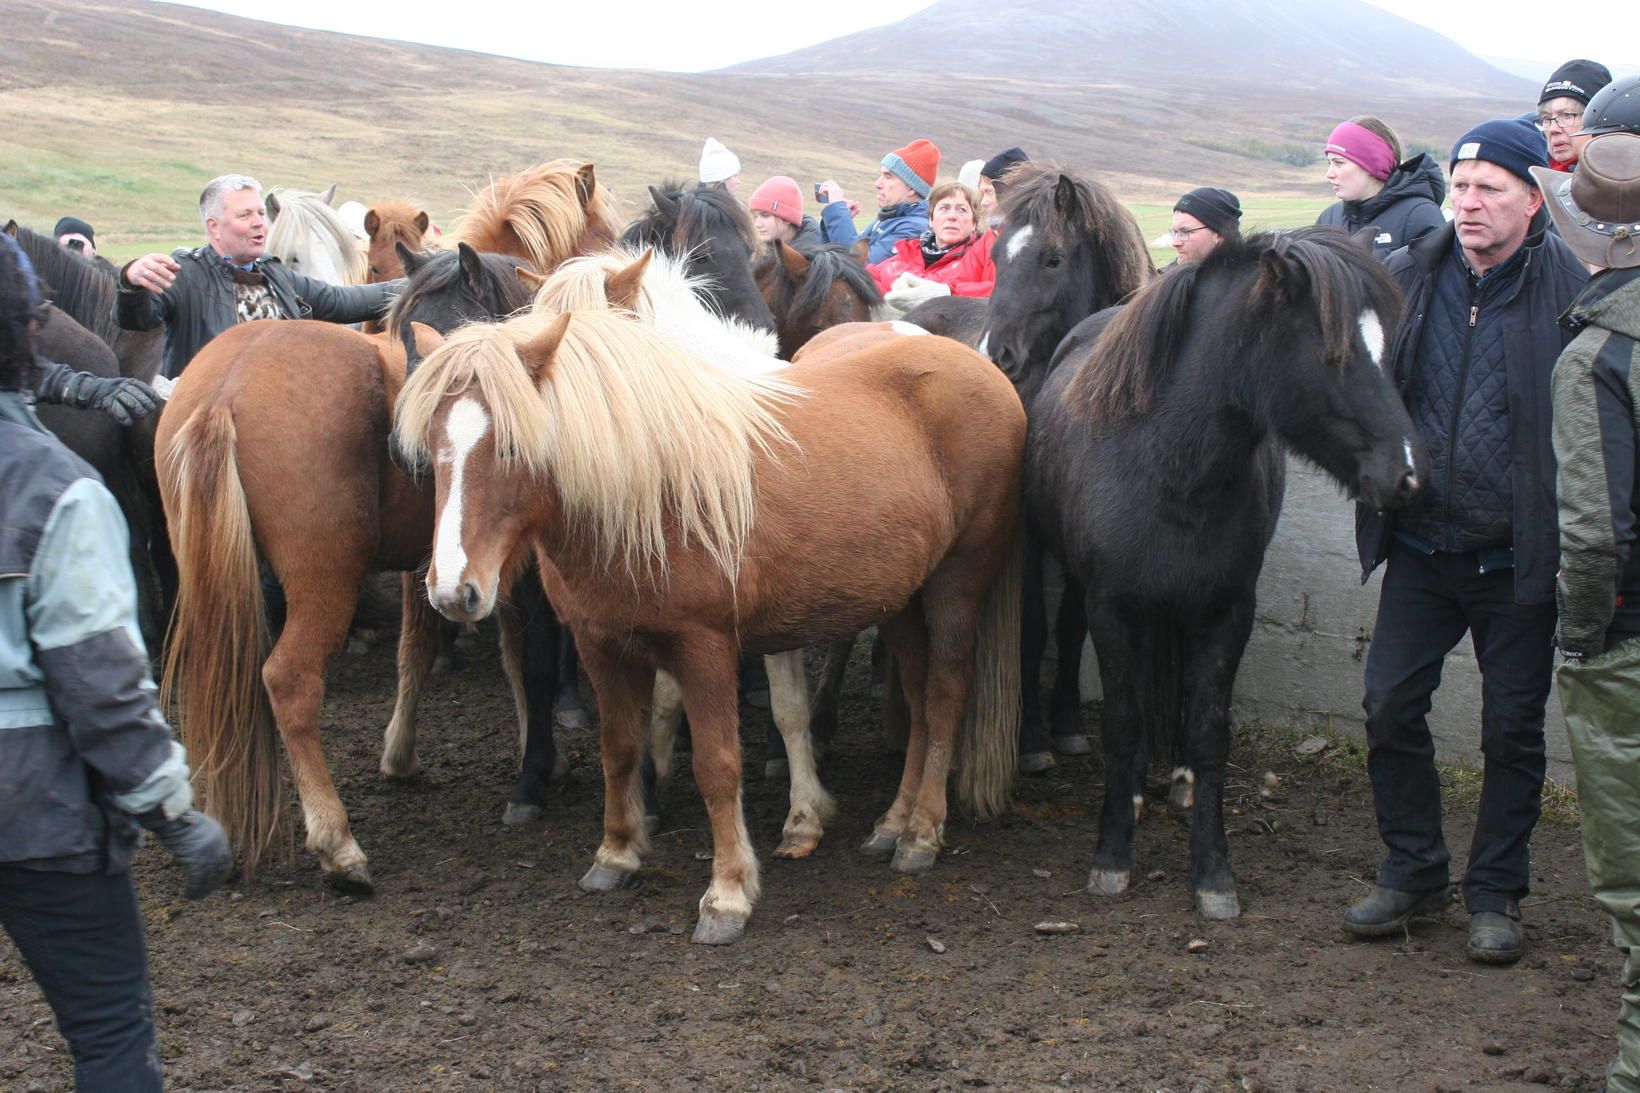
[1539,59,1613,107]
[981,147,1029,182]
[1451,119,1547,185]
[1174,187,1242,237]
[53,216,95,246]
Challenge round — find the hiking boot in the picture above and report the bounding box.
[1467,911,1524,965]
[1342,884,1451,937]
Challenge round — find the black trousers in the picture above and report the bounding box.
[1362,545,1555,914]
[0,866,162,1092]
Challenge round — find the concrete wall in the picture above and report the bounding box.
[1068,457,1575,786]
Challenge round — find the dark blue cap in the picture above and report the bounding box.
[1451,118,1548,185]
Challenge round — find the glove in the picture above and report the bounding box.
[885,273,952,312]
[141,809,234,899]
[36,363,162,426]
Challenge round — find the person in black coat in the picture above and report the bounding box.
[1344,120,1589,965]
[1317,116,1447,261]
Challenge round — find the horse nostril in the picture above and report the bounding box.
[459,582,480,616]
[1396,470,1420,503]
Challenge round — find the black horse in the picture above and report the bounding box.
[622,183,777,333]
[905,166,1154,772]
[1026,227,1423,919]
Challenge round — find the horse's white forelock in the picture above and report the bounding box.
[265,188,366,285]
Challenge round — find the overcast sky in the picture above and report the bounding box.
[165,0,1639,75]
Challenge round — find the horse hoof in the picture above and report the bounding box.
[1018,750,1057,775]
[642,812,662,837]
[579,862,635,893]
[380,761,423,782]
[691,911,747,946]
[860,830,898,857]
[325,863,375,897]
[891,843,938,875]
[553,706,590,732]
[1052,734,1092,757]
[743,689,771,710]
[1197,889,1241,920]
[774,834,820,859]
[502,801,543,827]
[1169,783,1195,810]
[1086,868,1130,897]
[346,636,371,657]
[763,757,788,780]
[430,655,455,677]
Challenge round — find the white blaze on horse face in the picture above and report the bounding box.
[1358,310,1385,372]
[432,397,491,600]
[889,321,929,337]
[1004,223,1035,263]
[976,331,991,359]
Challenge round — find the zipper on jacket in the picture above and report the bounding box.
[1440,276,1483,548]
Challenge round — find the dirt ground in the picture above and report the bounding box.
[0,635,1623,1092]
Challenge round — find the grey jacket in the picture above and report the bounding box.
[0,392,192,873]
[115,246,401,378]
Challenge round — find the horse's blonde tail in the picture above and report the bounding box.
[954,525,1024,820]
[160,405,284,874]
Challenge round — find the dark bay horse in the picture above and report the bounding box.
[754,240,883,357]
[396,300,1025,945]
[1025,227,1422,919]
[621,182,776,332]
[904,166,1154,773]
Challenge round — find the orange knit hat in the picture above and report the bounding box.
[749,176,805,227]
[882,139,941,198]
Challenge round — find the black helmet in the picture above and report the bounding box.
[1582,75,1640,138]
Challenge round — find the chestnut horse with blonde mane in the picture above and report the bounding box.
[394,285,1025,945]
[158,161,620,892]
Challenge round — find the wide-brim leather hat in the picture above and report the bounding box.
[1530,133,1640,270]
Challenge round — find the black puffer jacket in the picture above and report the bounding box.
[115,247,401,378]
[1317,154,1448,261]
[1356,212,1589,604]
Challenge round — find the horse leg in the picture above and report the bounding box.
[1084,595,1145,898]
[577,643,654,893]
[380,572,437,780]
[646,669,686,833]
[808,636,854,757]
[1049,572,1091,755]
[1181,593,1255,920]
[864,606,932,858]
[672,639,758,945]
[1018,536,1056,774]
[431,619,459,675]
[767,650,836,859]
[497,575,567,826]
[554,629,590,730]
[262,570,373,893]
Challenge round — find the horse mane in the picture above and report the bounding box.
[395,306,798,583]
[1002,163,1153,304]
[754,243,883,329]
[382,248,534,338]
[451,160,619,272]
[1068,227,1401,422]
[623,182,759,256]
[4,221,121,345]
[535,247,780,364]
[265,188,368,284]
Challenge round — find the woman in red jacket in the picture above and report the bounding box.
[871,181,996,312]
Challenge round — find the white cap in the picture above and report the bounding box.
[699,137,741,184]
[957,159,985,192]
[336,200,370,240]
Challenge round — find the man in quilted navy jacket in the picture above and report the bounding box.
[1345,120,1589,964]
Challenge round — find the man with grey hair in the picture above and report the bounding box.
[117,173,401,378]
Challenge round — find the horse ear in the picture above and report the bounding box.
[414,210,430,235]
[777,240,810,280]
[519,312,572,383]
[1258,246,1310,305]
[265,192,282,221]
[516,266,549,292]
[364,209,382,238]
[396,241,425,276]
[649,186,681,221]
[850,239,870,264]
[1053,174,1080,217]
[3,219,17,237]
[575,164,597,208]
[319,184,338,206]
[457,242,485,288]
[604,249,654,310]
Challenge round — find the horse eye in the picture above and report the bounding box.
[1045,254,1064,269]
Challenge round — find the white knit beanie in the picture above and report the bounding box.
[957,159,985,192]
[699,138,741,184]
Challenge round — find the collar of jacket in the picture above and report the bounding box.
[919,229,978,266]
[0,391,45,433]
[880,201,927,221]
[1561,264,1640,337]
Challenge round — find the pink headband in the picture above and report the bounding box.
[1325,122,1396,182]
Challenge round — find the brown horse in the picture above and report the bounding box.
[364,199,434,281]
[157,162,620,892]
[395,290,1025,945]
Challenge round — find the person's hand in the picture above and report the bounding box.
[124,253,181,294]
[141,810,233,899]
[61,374,162,425]
[885,273,951,310]
[819,179,845,205]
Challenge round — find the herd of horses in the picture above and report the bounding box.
[9,158,1422,944]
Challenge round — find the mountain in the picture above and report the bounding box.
[730,0,1532,100]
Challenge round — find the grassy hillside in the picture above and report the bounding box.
[1,0,1445,260]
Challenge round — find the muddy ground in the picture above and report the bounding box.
[0,635,1623,1092]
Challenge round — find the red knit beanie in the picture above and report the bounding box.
[882,139,941,198]
[749,176,804,227]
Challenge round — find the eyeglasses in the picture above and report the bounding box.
[1171,225,1211,241]
[1535,109,1584,132]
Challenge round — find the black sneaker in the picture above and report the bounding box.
[1467,911,1524,965]
[1342,884,1452,938]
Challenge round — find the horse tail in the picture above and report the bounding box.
[159,405,284,874]
[954,524,1024,820]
